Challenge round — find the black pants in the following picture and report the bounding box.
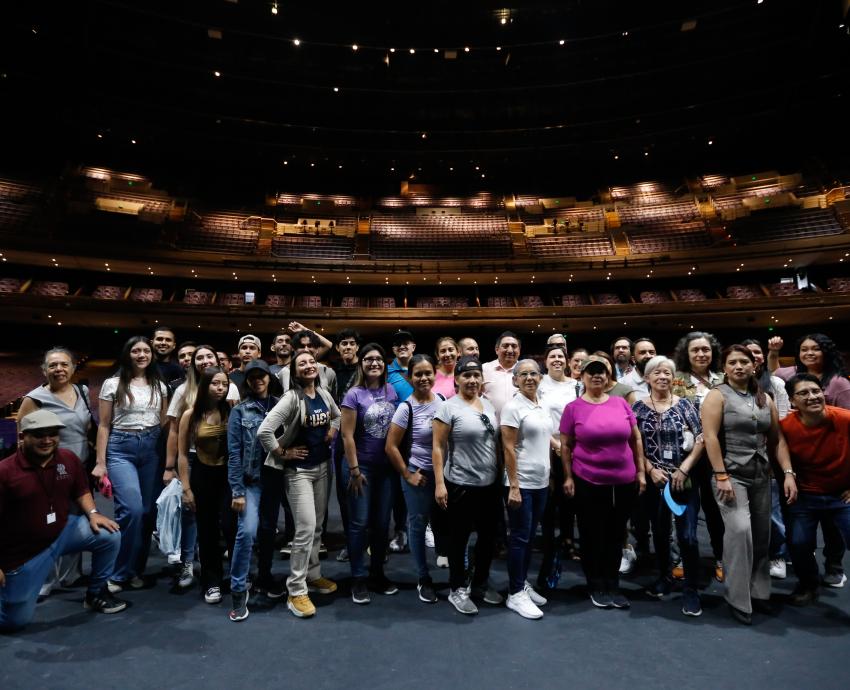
[539,451,576,581]
[574,475,637,593]
[191,461,237,589]
[696,456,725,561]
[391,471,408,535]
[257,465,286,580]
[445,480,501,590]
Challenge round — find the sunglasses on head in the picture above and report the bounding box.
[479,413,495,436]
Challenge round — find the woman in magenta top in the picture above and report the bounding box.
[432,336,458,399]
[560,355,646,610]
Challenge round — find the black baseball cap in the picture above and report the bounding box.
[391,329,415,346]
[455,355,483,375]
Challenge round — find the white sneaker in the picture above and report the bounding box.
[177,562,195,589]
[619,544,637,575]
[425,524,435,548]
[506,590,544,620]
[39,582,54,598]
[524,581,547,607]
[769,558,787,579]
[204,586,222,604]
[436,555,449,568]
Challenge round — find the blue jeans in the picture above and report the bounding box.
[343,462,395,580]
[787,492,850,590]
[505,487,548,595]
[644,478,701,591]
[0,515,121,631]
[230,467,285,593]
[106,426,161,582]
[769,478,788,560]
[400,466,438,580]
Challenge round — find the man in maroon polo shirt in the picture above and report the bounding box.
[0,409,127,632]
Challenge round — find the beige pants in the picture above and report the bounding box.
[284,463,329,596]
[715,464,771,614]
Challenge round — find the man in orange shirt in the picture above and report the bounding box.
[780,374,850,605]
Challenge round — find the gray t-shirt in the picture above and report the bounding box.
[434,396,499,487]
[390,395,442,471]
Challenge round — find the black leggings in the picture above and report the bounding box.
[574,475,636,592]
[191,461,237,589]
[445,480,501,590]
[539,451,576,580]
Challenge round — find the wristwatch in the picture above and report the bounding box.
[89,508,99,515]
[783,469,796,477]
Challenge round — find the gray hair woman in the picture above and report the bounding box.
[632,356,704,617]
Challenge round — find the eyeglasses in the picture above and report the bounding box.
[793,389,823,399]
[362,356,384,364]
[479,413,496,436]
[515,371,540,379]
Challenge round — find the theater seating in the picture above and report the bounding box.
[130,288,162,302]
[520,295,544,307]
[265,294,289,308]
[674,289,707,302]
[373,297,396,308]
[726,285,763,300]
[827,277,850,293]
[271,234,355,260]
[487,296,514,308]
[768,282,801,297]
[370,212,512,260]
[295,295,322,308]
[726,207,843,243]
[594,293,622,305]
[178,213,260,254]
[183,290,211,305]
[30,281,69,297]
[417,296,468,308]
[639,290,670,304]
[526,235,614,258]
[561,294,589,307]
[340,296,368,308]
[91,285,125,300]
[0,278,22,293]
[218,293,245,306]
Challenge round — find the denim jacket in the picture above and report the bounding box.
[228,395,279,498]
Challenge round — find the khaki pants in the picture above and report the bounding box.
[284,464,329,596]
[715,465,771,614]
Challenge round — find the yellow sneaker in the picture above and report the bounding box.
[671,564,685,580]
[714,561,725,583]
[307,577,338,595]
[287,594,316,618]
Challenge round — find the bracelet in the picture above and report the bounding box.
[712,469,728,475]
[783,469,797,477]
[349,466,361,475]
[715,474,730,481]
[165,465,176,471]
[676,467,689,477]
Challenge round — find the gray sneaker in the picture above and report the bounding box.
[823,571,847,588]
[449,588,479,615]
[177,562,194,589]
[471,584,504,605]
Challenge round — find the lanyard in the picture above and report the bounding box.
[33,460,58,513]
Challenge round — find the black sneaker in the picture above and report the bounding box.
[351,578,371,605]
[681,589,703,617]
[255,576,287,600]
[789,586,819,607]
[728,603,752,625]
[371,576,399,595]
[84,586,128,614]
[229,590,249,622]
[590,591,614,609]
[417,579,438,604]
[609,591,630,609]
[646,576,673,599]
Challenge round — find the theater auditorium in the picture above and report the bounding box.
[1,2,850,689]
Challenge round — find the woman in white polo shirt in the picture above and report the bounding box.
[501,359,554,619]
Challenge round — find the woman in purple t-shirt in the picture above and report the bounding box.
[341,343,398,605]
[560,356,646,610]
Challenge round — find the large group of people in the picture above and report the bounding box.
[2,322,850,632]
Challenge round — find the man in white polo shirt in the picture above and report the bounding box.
[620,338,657,401]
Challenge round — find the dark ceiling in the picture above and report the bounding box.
[2,1,849,201]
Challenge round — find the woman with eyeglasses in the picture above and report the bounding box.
[560,355,646,610]
[632,356,704,617]
[500,359,553,619]
[432,356,502,615]
[701,345,797,625]
[340,343,399,605]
